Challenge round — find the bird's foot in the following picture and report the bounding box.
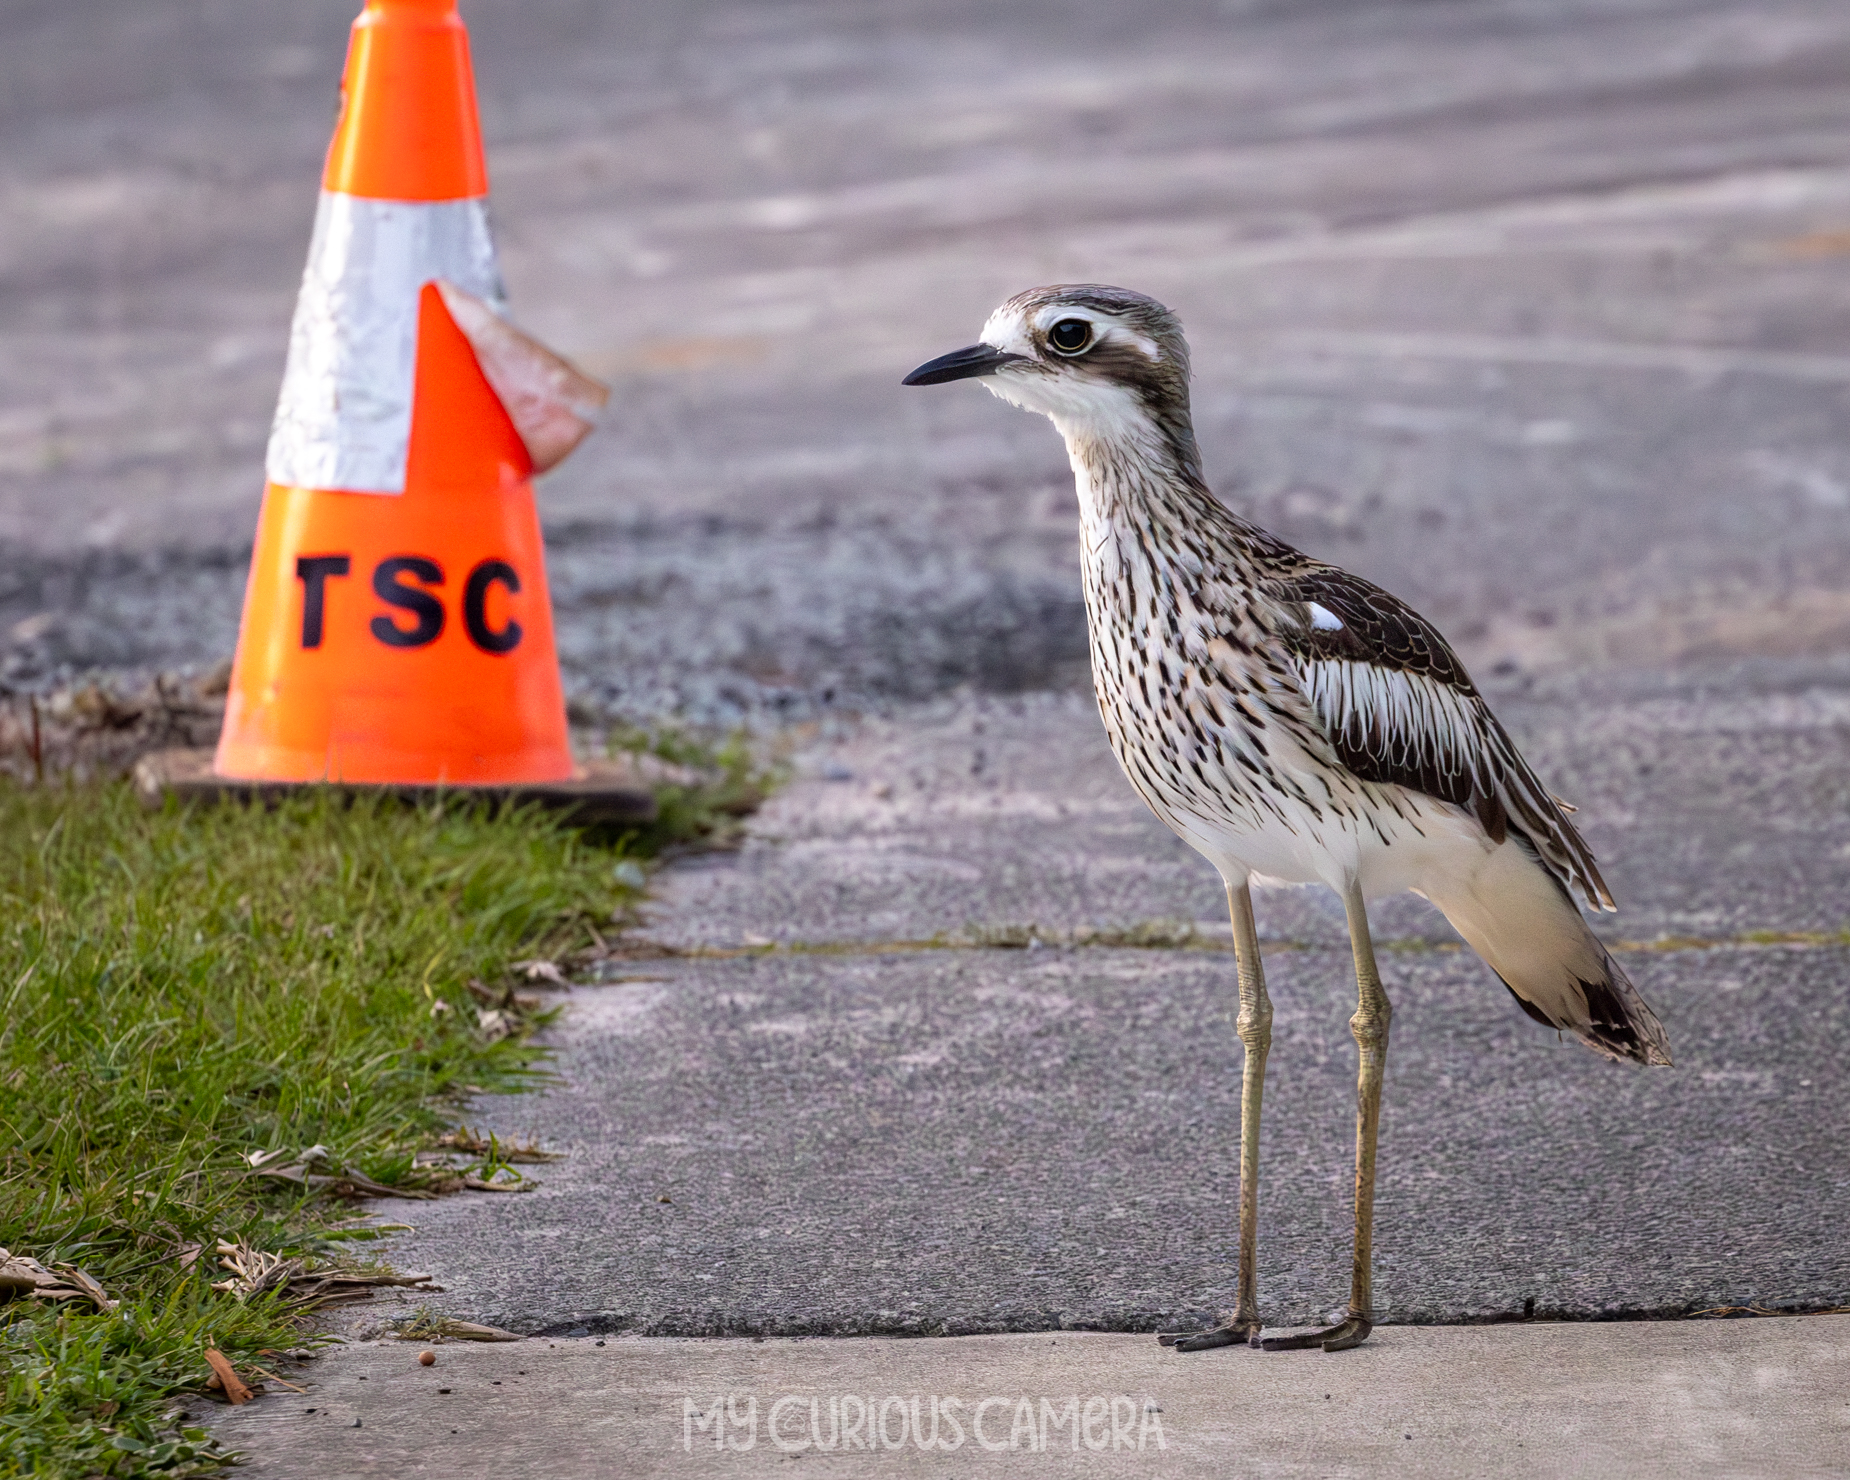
[1157,1319,1262,1353]
[1260,1314,1372,1353]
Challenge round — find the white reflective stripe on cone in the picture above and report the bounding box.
[266,193,506,496]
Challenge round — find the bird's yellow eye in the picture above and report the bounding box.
[1048,318,1093,355]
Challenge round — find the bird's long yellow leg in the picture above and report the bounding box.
[1162,878,1271,1352]
[1264,880,1389,1353]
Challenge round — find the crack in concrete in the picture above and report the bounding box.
[595,923,1850,972]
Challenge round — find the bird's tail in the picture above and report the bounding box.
[1420,833,1672,1066]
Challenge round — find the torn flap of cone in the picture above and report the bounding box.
[436,281,610,474]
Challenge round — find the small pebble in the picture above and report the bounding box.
[418,1350,436,1366]
[438,1388,452,1395]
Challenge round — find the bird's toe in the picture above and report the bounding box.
[1261,1315,1372,1352]
[1319,1317,1372,1352]
[1159,1323,1260,1353]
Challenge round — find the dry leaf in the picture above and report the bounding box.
[56,1263,118,1312]
[247,1150,438,1202]
[0,1249,111,1307]
[203,1349,254,1405]
[0,1249,59,1295]
[284,1270,443,1310]
[209,1239,440,1309]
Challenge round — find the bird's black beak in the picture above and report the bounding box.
[901,343,1027,386]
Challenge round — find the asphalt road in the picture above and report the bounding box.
[4,0,1850,721]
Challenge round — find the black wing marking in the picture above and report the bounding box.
[1265,565,1614,912]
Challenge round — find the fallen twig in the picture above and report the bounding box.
[286,1270,444,1310]
[247,1364,307,1394]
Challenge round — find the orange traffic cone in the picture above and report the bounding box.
[212,0,607,788]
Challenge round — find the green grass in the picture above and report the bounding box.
[0,781,653,1477]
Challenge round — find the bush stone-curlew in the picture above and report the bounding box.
[904,285,1671,1353]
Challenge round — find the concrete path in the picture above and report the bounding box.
[336,675,1850,1339]
[209,1318,1850,1478]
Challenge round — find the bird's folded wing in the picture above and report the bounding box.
[1262,565,1614,912]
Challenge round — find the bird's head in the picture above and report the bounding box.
[903,284,1198,474]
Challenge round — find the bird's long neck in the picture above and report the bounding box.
[1055,407,1265,595]
[1052,402,1310,839]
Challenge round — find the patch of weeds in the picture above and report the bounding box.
[387,1306,455,1344]
[603,724,782,855]
[0,781,646,1475]
[458,1131,529,1191]
[384,1307,517,1344]
[1073,919,1204,950]
[963,920,1205,950]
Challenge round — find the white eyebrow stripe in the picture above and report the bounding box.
[1029,305,1162,362]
